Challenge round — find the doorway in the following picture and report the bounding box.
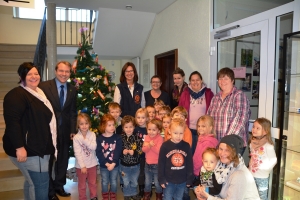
[155,49,178,96]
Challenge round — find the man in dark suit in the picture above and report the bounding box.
[39,61,77,200]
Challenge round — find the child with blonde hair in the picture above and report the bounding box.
[146,105,156,120]
[193,148,222,196]
[96,114,122,200]
[108,102,122,126]
[120,116,143,200]
[158,105,171,120]
[161,114,172,138]
[142,119,164,200]
[164,106,192,147]
[73,113,98,200]
[193,115,218,178]
[135,108,149,197]
[158,118,193,200]
[249,117,277,200]
[153,99,165,119]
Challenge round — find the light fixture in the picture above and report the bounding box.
[126,5,132,10]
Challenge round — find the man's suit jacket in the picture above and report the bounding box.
[39,79,77,144]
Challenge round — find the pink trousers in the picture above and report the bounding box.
[76,166,97,200]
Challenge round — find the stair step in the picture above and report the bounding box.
[0,51,34,59]
[0,152,18,171]
[0,189,24,200]
[0,169,24,192]
[0,44,36,52]
[0,58,33,66]
[0,65,19,72]
[0,72,19,83]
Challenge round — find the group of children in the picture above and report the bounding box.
[73,100,277,200]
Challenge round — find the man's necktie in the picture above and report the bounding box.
[60,85,64,108]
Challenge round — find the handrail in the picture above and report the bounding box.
[33,7,47,77]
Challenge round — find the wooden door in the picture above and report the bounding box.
[155,49,178,96]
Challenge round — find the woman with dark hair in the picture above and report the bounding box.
[144,75,170,107]
[179,71,214,155]
[114,62,145,117]
[195,135,259,200]
[171,68,188,109]
[3,62,57,200]
[207,67,250,155]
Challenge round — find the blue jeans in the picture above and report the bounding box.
[163,182,186,200]
[254,177,269,200]
[145,163,162,193]
[10,155,50,200]
[118,160,123,185]
[120,164,140,197]
[190,129,198,155]
[100,166,118,193]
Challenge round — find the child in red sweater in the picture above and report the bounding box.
[142,119,164,200]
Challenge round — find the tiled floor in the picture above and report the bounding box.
[0,157,196,200]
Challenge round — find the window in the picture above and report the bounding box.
[14,0,95,22]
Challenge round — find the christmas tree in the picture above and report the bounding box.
[70,27,116,143]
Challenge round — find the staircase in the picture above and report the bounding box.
[0,44,36,193]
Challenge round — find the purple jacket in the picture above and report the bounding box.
[179,87,214,127]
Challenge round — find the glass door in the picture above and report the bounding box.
[211,20,268,121]
[278,31,300,200]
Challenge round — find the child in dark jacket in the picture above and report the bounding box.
[96,114,122,200]
[193,148,222,196]
[120,115,143,200]
[158,118,194,200]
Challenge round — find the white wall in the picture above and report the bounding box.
[140,0,210,91]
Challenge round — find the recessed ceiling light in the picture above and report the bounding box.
[126,5,132,10]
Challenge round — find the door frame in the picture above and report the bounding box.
[210,1,300,139]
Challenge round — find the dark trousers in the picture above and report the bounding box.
[138,157,145,185]
[48,132,70,196]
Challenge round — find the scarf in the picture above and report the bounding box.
[172,82,188,102]
[250,135,268,150]
[188,84,207,99]
[214,154,245,184]
[20,84,57,158]
[200,166,214,187]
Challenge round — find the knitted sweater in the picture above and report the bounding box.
[73,130,98,169]
[96,133,122,168]
[158,140,194,185]
[249,142,277,178]
[120,132,143,166]
[142,134,163,164]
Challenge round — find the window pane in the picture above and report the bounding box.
[18,0,45,19]
[214,0,293,28]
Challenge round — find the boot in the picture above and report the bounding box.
[110,192,117,200]
[156,193,163,200]
[102,192,109,200]
[131,194,141,200]
[138,185,145,198]
[143,191,151,200]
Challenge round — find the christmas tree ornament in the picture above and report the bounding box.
[103,76,108,86]
[72,60,77,74]
[81,107,88,113]
[97,89,105,100]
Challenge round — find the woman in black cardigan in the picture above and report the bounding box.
[3,62,57,200]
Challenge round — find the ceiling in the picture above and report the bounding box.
[44,0,177,59]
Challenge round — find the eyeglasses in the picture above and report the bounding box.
[125,70,134,73]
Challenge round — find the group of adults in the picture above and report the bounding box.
[114,62,258,199]
[3,60,257,200]
[3,61,77,200]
